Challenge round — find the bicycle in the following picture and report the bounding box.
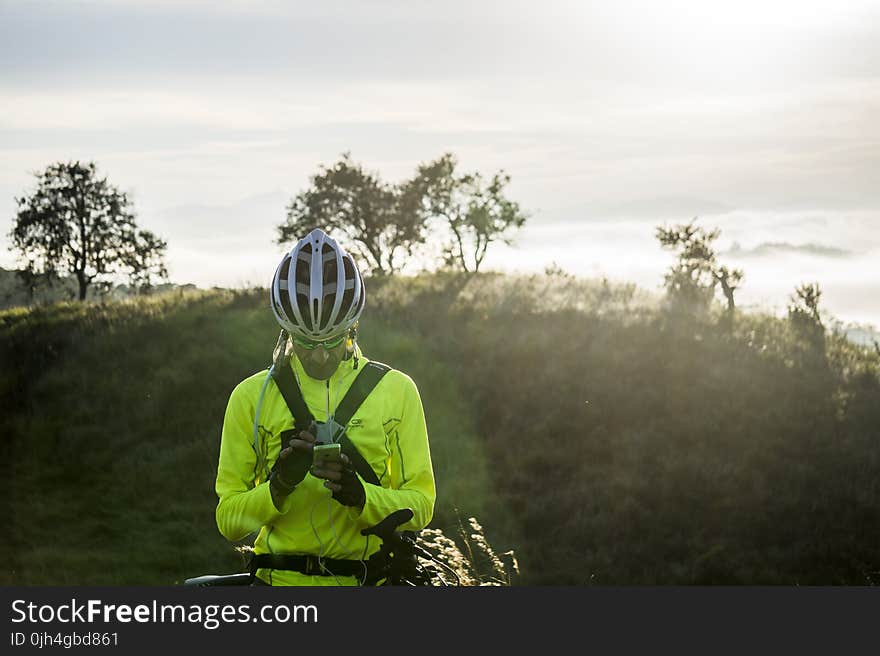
[184,509,460,587]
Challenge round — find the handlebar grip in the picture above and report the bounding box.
[183,573,253,586]
[361,508,414,539]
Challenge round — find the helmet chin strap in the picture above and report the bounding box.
[273,330,290,370]
[340,341,359,370]
[347,324,359,369]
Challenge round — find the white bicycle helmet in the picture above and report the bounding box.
[270,228,365,340]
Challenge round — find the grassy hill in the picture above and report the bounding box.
[370,271,880,584]
[2,271,879,584]
[0,286,508,584]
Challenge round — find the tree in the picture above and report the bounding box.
[414,153,528,275]
[277,152,528,277]
[788,282,822,325]
[9,161,168,300]
[788,282,826,354]
[278,153,426,276]
[124,230,170,295]
[656,219,744,315]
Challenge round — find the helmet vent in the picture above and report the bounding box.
[271,228,365,339]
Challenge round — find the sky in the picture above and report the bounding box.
[1,0,878,327]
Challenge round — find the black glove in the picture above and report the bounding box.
[270,428,313,495]
[332,463,366,509]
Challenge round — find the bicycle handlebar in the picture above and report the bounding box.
[360,508,414,540]
[185,507,449,586]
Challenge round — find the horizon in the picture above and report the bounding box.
[2,0,878,328]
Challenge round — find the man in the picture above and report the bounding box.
[214,228,436,585]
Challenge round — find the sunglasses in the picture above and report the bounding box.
[291,332,347,351]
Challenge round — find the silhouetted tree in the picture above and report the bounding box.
[9,161,168,300]
[788,282,827,355]
[278,152,528,277]
[278,153,426,276]
[656,219,743,315]
[789,282,822,325]
[124,230,170,295]
[414,153,528,275]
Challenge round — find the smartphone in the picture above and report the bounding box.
[312,442,341,466]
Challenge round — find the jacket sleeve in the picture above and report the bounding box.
[215,379,294,542]
[349,373,436,532]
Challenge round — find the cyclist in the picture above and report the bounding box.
[214,228,436,585]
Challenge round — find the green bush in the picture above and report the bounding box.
[3,271,879,585]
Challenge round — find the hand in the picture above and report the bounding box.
[270,428,316,497]
[311,453,366,509]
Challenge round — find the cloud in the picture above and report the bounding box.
[152,190,288,246]
[5,0,879,91]
[0,1,555,87]
[589,196,735,220]
[724,242,854,258]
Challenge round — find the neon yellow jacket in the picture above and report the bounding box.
[215,344,436,585]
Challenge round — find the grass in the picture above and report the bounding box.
[4,269,879,585]
[1,287,515,584]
